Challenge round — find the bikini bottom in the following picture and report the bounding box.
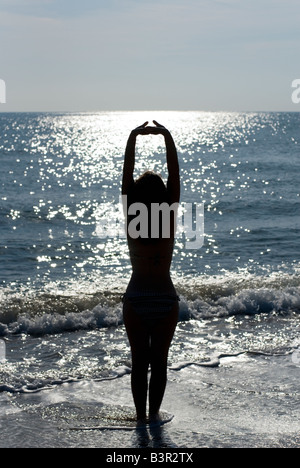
[122,292,180,324]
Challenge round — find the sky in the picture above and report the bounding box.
[0,0,300,112]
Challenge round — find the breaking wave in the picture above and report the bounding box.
[1,271,299,336]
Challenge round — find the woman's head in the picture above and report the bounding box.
[128,171,168,206]
[126,171,172,243]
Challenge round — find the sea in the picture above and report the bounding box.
[0,111,300,448]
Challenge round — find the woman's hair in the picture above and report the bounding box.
[128,171,169,206]
[126,171,172,243]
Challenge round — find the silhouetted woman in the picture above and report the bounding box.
[122,120,180,425]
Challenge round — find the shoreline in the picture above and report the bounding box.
[0,353,299,448]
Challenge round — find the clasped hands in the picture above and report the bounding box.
[131,120,170,137]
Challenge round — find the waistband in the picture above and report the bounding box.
[122,292,180,303]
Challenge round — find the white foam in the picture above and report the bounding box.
[1,271,300,336]
[1,304,123,336]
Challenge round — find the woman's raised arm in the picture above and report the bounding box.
[153,120,180,203]
[122,122,148,195]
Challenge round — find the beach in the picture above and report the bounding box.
[1,345,299,448]
[0,111,299,448]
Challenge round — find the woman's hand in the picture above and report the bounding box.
[152,120,169,134]
[130,122,149,137]
[149,120,171,136]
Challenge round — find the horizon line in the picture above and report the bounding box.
[0,109,299,114]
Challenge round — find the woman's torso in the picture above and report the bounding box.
[126,237,176,295]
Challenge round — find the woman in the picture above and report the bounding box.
[122,120,180,425]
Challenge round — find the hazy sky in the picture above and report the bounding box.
[0,0,299,111]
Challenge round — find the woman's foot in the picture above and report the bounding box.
[136,418,148,428]
[148,413,162,427]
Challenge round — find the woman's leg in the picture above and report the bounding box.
[123,301,151,421]
[149,303,179,418]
